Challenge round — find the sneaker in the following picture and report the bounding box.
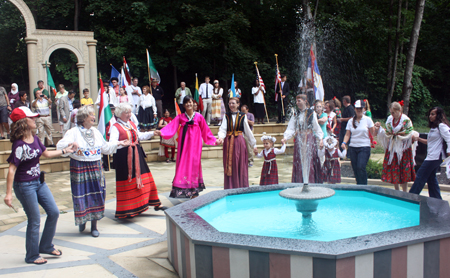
[248,163,253,167]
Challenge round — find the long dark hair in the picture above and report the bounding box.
[183,95,194,106]
[427,107,450,128]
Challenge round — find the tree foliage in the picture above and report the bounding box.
[0,0,449,116]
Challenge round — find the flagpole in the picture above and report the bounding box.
[254,62,270,123]
[145,50,153,95]
[275,54,285,116]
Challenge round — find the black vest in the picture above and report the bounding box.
[225,112,245,133]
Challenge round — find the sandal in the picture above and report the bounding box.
[171,158,176,162]
[45,249,62,256]
[30,257,47,265]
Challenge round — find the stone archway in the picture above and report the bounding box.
[8,0,98,102]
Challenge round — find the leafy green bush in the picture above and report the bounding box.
[366,159,383,179]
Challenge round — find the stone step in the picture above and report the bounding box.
[0,143,292,178]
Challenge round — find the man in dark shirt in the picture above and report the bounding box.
[275,74,290,123]
[15,91,30,108]
[151,79,164,118]
[339,95,355,154]
[33,80,50,99]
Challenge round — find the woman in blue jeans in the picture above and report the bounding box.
[409,107,450,199]
[341,100,375,185]
[3,107,75,265]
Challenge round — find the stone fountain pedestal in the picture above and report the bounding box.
[279,184,335,218]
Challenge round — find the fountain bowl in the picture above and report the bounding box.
[165,183,450,278]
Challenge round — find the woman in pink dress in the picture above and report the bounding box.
[160,96,219,198]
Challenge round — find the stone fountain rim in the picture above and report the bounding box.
[165,183,450,259]
[279,186,336,200]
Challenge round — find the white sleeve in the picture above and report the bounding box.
[318,148,325,157]
[219,88,223,97]
[96,128,118,155]
[56,127,76,156]
[138,130,154,141]
[152,96,157,115]
[274,144,286,155]
[198,83,204,96]
[218,116,228,139]
[256,150,264,158]
[243,116,256,148]
[338,148,347,158]
[95,92,101,106]
[109,125,119,144]
[283,116,296,140]
[311,111,324,139]
[439,123,450,153]
[252,87,258,95]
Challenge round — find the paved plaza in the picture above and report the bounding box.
[1,155,449,277]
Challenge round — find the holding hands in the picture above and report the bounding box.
[216,138,224,145]
[118,140,131,147]
[154,130,161,136]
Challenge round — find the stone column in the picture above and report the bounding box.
[25,37,38,101]
[87,40,98,114]
[77,63,86,99]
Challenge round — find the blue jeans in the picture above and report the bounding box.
[13,179,59,263]
[348,146,371,185]
[409,159,442,199]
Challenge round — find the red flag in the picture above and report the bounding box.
[174,98,181,116]
[310,45,315,86]
[123,57,132,86]
[274,66,281,101]
[98,77,105,121]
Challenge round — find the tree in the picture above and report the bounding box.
[401,0,426,115]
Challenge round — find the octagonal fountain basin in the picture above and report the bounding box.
[165,184,450,278]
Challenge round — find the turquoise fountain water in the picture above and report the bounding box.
[195,190,420,242]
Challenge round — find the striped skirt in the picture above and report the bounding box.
[70,159,106,225]
[114,146,161,218]
[212,98,225,120]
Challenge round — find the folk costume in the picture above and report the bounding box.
[57,126,119,225]
[318,136,347,184]
[211,87,225,122]
[256,134,286,185]
[283,108,323,183]
[138,93,157,130]
[377,114,417,184]
[218,111,257,189]
[109,119,161,218]
[160,112,217,198]
[159,116,176,161]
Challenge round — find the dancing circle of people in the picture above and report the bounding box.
[2,77,450,265]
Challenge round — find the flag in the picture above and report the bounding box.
[174,99,181,116]
[123,57,132,85]
[45,61,57,96]
[146,49,161,83]
[230,74,236,98]
[193,73,204,112]
[298,78,304,88]
[310,46,325,101]
[97,76,113,139]
[255,68,266,90]
[274,65,281,101]
[110,64,120,80]
[121,67,134,104]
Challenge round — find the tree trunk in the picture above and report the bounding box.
[313,0,319,21]
[302,0,313,20]
[386,0,394,111]
[401,0,426,115]
[399,0,409,67]
[387,0,403,108]
[74,0,81,31]
[173,65,178,92]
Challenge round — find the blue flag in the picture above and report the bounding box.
[230,74,236,97]
[110,64,120,80]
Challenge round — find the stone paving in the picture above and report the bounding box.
[1,154,450,277]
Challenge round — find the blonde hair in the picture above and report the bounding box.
[390,102,402,112]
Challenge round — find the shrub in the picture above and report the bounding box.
[366,159,383,179]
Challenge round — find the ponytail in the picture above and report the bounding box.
[352,114,358,129]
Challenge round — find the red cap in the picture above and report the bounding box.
[10,107,39,123]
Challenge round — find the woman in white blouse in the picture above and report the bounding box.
[281,94,323,183]
[57,106,129,237]
[137,85,157,131]
[109,103,166,219]
[217,97,257,189]
[211,80,225,125]
[341,100,375,185]
[409,107,450,199]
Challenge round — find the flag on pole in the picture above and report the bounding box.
[174,99,181,116]
[310,46,325,101]
[97,76,113,139]
[298,78,304,88]
[256,69,266,90]
[122,57,132,85]
[45,61,57,96]
[274,65,281,101]
[110,64,120,81]
[230,74,236,98]
[146,49,161,84]
[121,67,134,104]
[193,73,204,112]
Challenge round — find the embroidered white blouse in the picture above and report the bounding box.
[256,144,286,158]
[283,109,323,140]
[57,126,119,161]
[218,114,257,148]
[109,119,155,149]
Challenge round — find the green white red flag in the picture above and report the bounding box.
[97,75,113,139]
